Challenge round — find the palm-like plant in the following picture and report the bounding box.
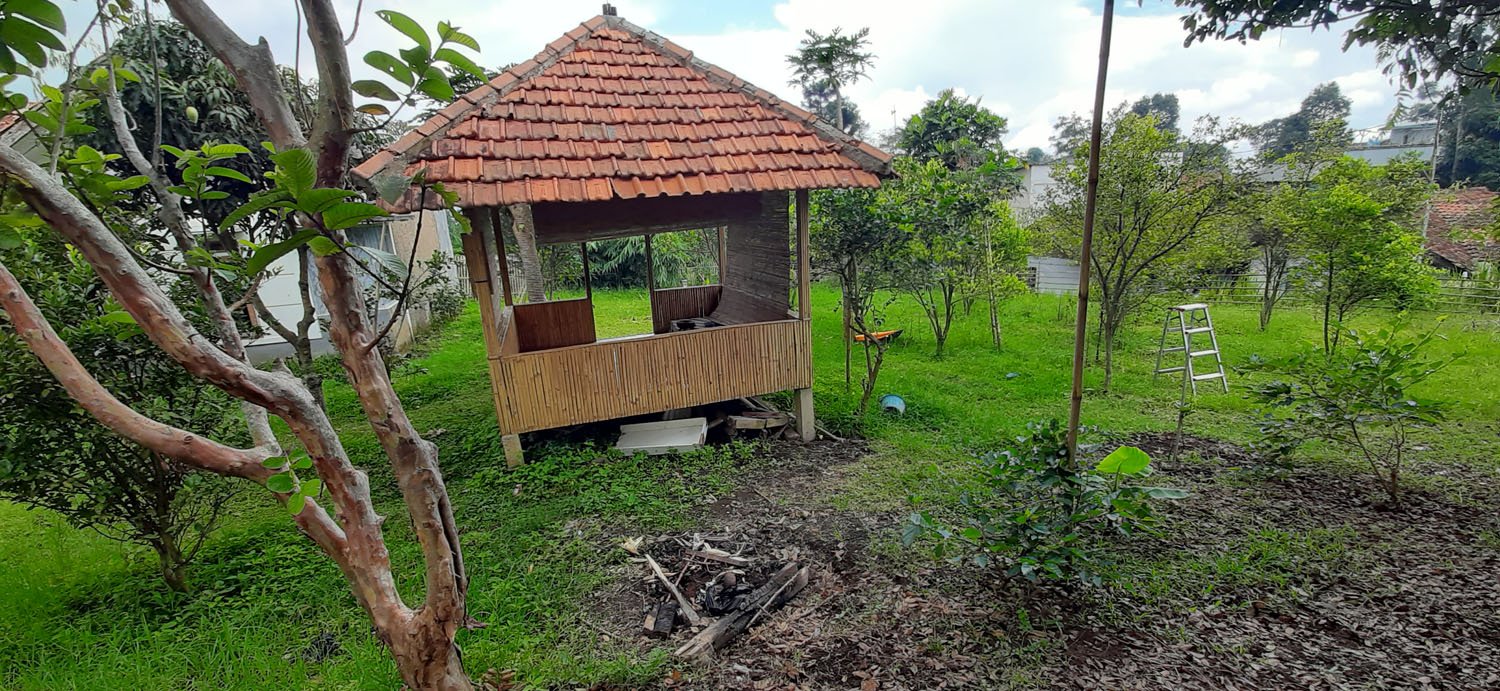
[785,27,875,133]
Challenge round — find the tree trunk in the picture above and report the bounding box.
[508,204,545,302]
[1101,310,1118,393]
[152,534,189,593]
[387,616,472,691]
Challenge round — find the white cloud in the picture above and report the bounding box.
[192,0,1399,152]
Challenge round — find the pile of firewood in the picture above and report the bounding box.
[626,533,810,658]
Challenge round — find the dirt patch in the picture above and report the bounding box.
[581,435,1500,690]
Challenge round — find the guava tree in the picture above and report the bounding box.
[0,0,487,687]
[1039,112,1248,391]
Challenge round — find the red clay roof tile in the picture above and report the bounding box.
[352,13,890,209]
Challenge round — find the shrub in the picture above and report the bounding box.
[1247,323,1454,505]
[903,420,1187,587]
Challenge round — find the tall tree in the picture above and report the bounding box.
[1254,82,1352,159]
[1050,113,1090,157]
[897,89,1009,170]
[1175,0,1500,91]
[1129,92,1181,134]
[1288,155,1437,352]
[0,3,488,687]
[0,233,240,592]
[800,79,867,136]
[786,26,876,133]
[1427,87,1500,189]
[810,188,901,412]
[1039,113,1249,391]
[1248,121,1352,330]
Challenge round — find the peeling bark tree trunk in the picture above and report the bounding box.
[508,203,546,302]
[0,1,478,687]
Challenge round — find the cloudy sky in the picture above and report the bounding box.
[185,0,1396,151]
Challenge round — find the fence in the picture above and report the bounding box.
[1171,273,1500,314]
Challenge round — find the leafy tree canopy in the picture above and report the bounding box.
[1254,82,1352,159]
[897,89,1009,171]
[1129,92,1181,134]
[1175,0,1500,90]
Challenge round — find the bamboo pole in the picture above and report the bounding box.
[1066,0,1115,465]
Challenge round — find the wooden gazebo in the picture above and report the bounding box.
[353,9,891,465]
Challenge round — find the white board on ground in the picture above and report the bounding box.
[616,417,708,456]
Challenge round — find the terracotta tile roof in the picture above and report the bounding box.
[1425,187,1498,270]
[353,14,891,211]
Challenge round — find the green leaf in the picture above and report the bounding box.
[441,28,479,52]
[246,228,319,275]
[300,479,322,497]
[0,226,22,250]
[260,457,285,469]
[320,201,388,231]
[205,143,250,157]
[204,166,252,184]
[220,189,293,230]
[1140,487,1189,500]
[415,74,455,102]
[105,175,150,192]
[371,173,414,204]
[270,148,317,196]
[363,50,416,87]
[296,188,358,214]
[434,47,484,81]
[287,493,306,514]
[376,10,430,51]
[266,472,295,493]
[291,455,314,471]
[97,310,137,326]
[1096,446,1150,475]
[7,0,65,31]
[307,236,341,256]
[352,79,400,102]
[0,16,64,67]
[356,103,391,116]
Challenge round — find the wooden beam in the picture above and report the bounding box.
[530,191,763,244]
[795,189,811,321]
[579,242,592,300]
[461,209,502,358]
[794,190,815,443]
[717,226,727,281]
[487,207,514,306]
[644,233,655,292]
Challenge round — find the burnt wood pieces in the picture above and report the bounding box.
[674,562,810,658]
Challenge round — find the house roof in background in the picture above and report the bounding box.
[1426,187,1498,270]
[353,13,892,212]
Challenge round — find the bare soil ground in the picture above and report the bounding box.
[582,436,1500,690]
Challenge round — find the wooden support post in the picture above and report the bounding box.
[643,233,655,292]
[501,433,524,468]
[487,208,514,306]
[717,226,727,282]
[461,208,503,357]
[795,190,811,320]
[794,189,815,442]
[579,242,592,300]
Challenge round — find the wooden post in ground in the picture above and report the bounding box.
[484,208,524,467]
[794,189,815,442]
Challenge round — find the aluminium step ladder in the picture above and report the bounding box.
[1153,303,1228,395]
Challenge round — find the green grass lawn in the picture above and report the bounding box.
[1,285,1496,688]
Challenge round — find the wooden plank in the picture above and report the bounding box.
[650,285,721,334]
[513,299,596,352]
[530,192,764,244]
[495,319,812,433]
[483,207,513,307]
[796,189,810,321]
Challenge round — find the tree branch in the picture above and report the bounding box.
[163,0,307,150]
[0,260,275,480]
